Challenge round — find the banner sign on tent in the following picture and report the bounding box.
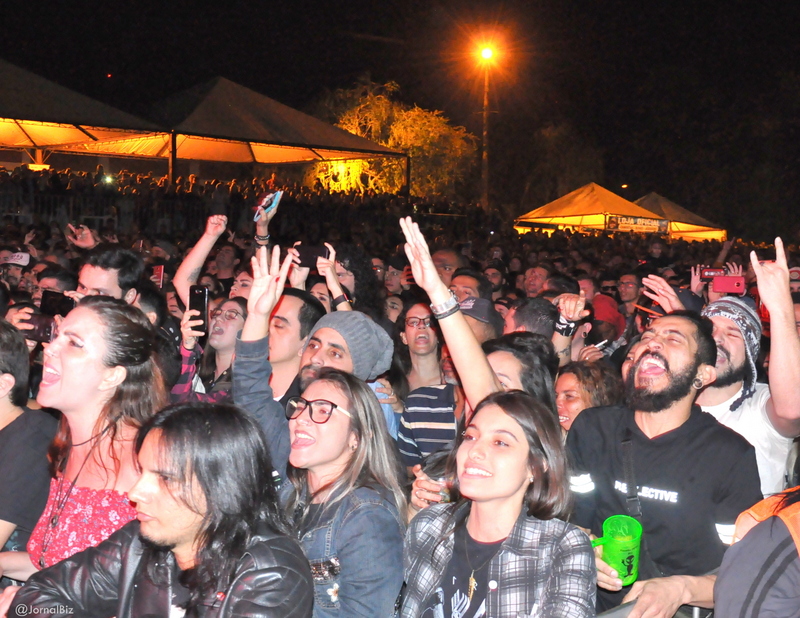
[606,216,668,234]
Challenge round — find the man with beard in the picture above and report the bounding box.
[696,241,800,496]
[567,312,761,616]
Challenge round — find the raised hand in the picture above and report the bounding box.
[556,290,590,322]
[287,242,310,290]
[204,215,228,239]
[66,224,99,250]
[690,265,706,297]
[248,245,293,318]
[641,275,685,313]
[399,217,448,300]
[751,237,791,313]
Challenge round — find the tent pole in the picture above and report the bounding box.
[404,155,411,207]
[168,131,177,183]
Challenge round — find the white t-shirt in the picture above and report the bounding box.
[701,383,792,496]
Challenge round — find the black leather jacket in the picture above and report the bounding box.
[12,521,314,618]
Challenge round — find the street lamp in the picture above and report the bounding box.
[478,46,495,210]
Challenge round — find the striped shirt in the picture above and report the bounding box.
[397,384,457,467]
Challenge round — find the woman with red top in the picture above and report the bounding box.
[0,296,166,581]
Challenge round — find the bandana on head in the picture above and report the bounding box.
[701,297,761,410]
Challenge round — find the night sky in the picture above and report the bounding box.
[2,1,799,238]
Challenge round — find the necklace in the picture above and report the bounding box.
[38,426,111,568]
[463,523,503,603]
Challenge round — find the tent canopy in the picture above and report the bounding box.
[0,60,401,166]
[515,183,726,241]
[635,193,726,241]
[60,77,403,164]
[515,182,662,229]
[0,59,158,153]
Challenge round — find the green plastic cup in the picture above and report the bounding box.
[591,514,642,586]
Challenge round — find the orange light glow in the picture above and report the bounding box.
[481,47,493,60]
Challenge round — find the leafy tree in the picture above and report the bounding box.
[308,79,477,198]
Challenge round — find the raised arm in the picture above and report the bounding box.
[233,246,294,478]
[399,217,501,408]
[753,238,800,438]
[173,215,227,305]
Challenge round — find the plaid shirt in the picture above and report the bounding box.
[401,502,596,618]
[170,344,231,404]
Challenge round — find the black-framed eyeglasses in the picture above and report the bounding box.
[285,397,352,423]
[405,317,432,329]
[210,309,244,321]
[601,285,617,292]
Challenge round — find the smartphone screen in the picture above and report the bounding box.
[188,286,209,334]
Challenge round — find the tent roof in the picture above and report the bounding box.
[0,59,159,149]
[150,77,402,160]
[516,183,659,222]
[634,192,721,229]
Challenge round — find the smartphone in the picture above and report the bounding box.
[253,191,284,221]
[711,275,745,294]
[40,290,76,317]
[152,265,164,288]
[188,286,209,334]
[296,245,330,269]
[402,265,416,286]
[700,268,726,282]
[25,314,55,343]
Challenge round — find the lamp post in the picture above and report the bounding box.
[479,46,494,210]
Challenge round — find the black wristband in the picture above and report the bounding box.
[331,294,350,308]
[554,314,578,337]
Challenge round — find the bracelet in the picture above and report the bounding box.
[554,314,578,337]
[331,294,350,308]
[254,233,270,242]
[433,304,460,320]
[430,291,458,318]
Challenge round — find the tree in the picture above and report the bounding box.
[308,79,477,198]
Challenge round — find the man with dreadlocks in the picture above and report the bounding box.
[697,238,800,496]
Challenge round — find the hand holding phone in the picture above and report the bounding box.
[187,286,209,336]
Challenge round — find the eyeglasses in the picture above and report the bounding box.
[601,285,617,292]
[285,397,352,424]
[372,266,385,273]
[210,309,244,321]
[405,317,432,329]
[618,282,639,288]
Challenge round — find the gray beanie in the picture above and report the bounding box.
[702,296,761,410]
[305,311,393,381]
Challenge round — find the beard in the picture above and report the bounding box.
[299,364,321,391]
[625,352,699,413]
[713,349,748,388]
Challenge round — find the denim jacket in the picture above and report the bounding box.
[284,484,406,618]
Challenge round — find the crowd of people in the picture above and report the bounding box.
[0,175,796,618]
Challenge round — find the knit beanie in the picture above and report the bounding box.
[702,296,762,410]
[305,311,393,381]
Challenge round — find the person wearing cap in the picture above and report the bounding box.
[231,247,405,618]
[459,296,503,343]
[0,253,31,290]
[696,238,800,497]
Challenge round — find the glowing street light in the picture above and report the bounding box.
[477,45,496,210]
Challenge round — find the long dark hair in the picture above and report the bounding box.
[445,391,572,521]
[197,296,247,387]
[137,402,289,615]
[387,300,441,402]
[335,244,385,320]
[50,296,167,475]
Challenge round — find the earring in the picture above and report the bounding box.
[528,476,534,483]
[692,377,704,390]
[350,444,357,451]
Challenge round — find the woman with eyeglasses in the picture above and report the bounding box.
[171,297,247,403]
[235,246,407,618]
[388,301,465,476]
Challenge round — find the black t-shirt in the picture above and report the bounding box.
[566,404,762,609]
[0,407,58,589]
[421,524,503,618]
[218,277,234,296]
[0,408,58,540]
